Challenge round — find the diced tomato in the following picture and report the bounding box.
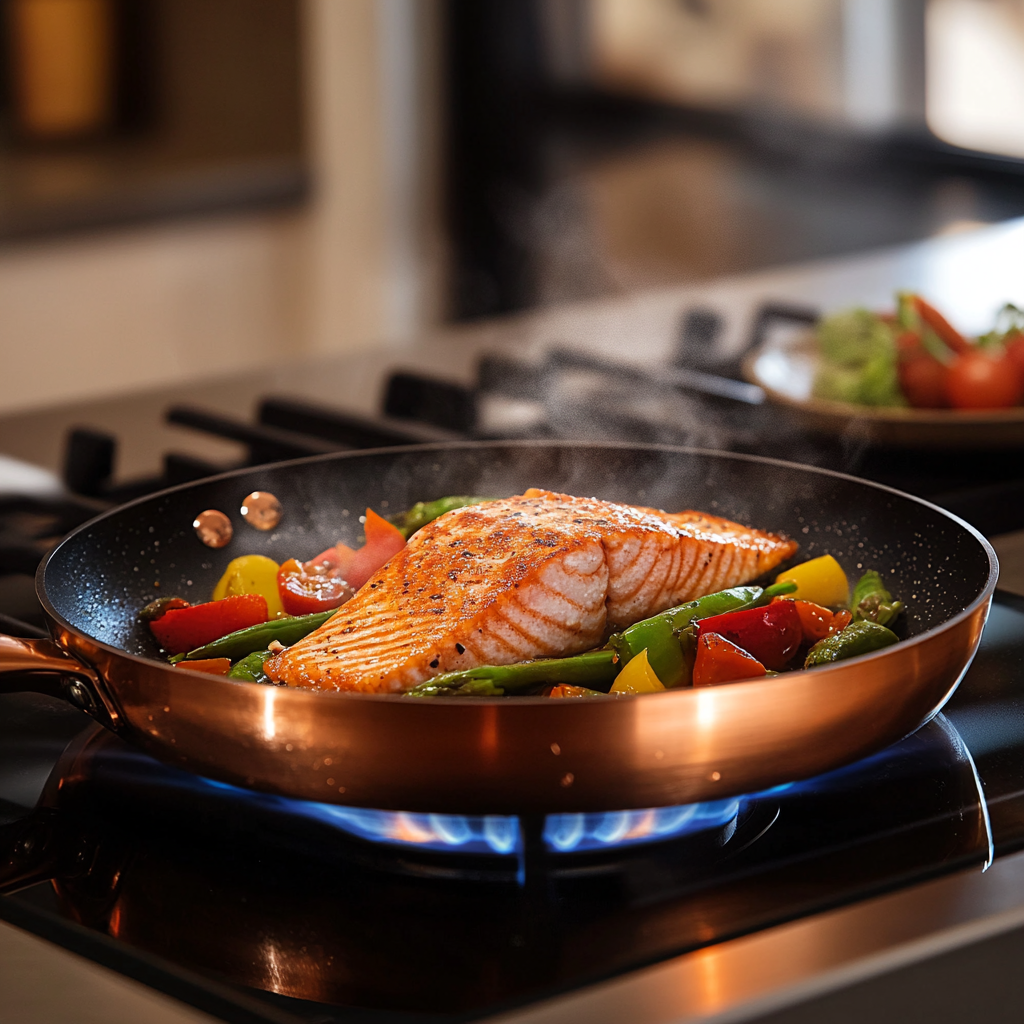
[946,350,1024,409]
[913,296,970,355]
[277,557,353,616]
[696,599,802,670]
[175,658,232,675]
[693,633,767,687]
[148,594,268,655]
[344,509,406,590]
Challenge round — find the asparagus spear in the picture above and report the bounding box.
[173,608,336,663]
[850,570,903,627]
[406,650,618,697]
[389,496,492,539]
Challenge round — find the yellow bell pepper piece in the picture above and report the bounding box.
[610,649,666,694]
[212,554,286,618]
[775,554,849,607]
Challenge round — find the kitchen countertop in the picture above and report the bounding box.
[0,921,217,1024]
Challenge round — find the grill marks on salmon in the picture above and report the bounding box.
[265,491,798,693]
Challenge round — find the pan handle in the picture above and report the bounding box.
[0,634,112,724]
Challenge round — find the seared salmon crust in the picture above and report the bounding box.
[265,491,798,693]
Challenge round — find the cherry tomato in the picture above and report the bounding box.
[1004,331,1024,377]
[898,353,948,408]
[895,329,922,354]
[277,558,353,616]
[946,350,1024,409]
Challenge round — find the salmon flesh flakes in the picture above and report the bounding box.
[265,490,798,693]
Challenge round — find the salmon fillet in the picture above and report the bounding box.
[265,490,798,693]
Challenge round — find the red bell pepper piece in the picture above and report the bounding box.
[174,657,232,675]
[696,598,802,670]
[693,633,767,687]
[277,557,353,616]
[830,609,852,633]
[148,594,268,655]
[789,598,842,643]
[788,599,851,642]
[913,296,970,355]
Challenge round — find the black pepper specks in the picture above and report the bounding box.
[429,658,439,668]
[455,643,466,654]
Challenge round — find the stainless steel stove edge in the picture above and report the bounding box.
[485,844,1024,1024]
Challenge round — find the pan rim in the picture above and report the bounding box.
[35,439,1000,704]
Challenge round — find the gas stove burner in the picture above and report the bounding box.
[197,777,753,858]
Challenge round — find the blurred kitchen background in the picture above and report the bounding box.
[1,0,1024,414]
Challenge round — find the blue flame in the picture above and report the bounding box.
[194,776,743,855]
[544,799,740,852]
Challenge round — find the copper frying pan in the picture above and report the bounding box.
[0,442,998,813]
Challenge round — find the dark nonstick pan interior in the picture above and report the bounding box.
[41,442,992,659]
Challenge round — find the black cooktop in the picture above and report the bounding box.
[1,593,1023,1024]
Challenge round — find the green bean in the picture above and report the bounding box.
[405,649,618,697]
[733,579,798,611]
[228,649,274,684]
[176,609,336,663]
[389,496,492,539]
[850,570,903,627]
[804,620,899,667]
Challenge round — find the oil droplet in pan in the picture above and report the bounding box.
[193,510,233,548]
[240,491,282,531]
